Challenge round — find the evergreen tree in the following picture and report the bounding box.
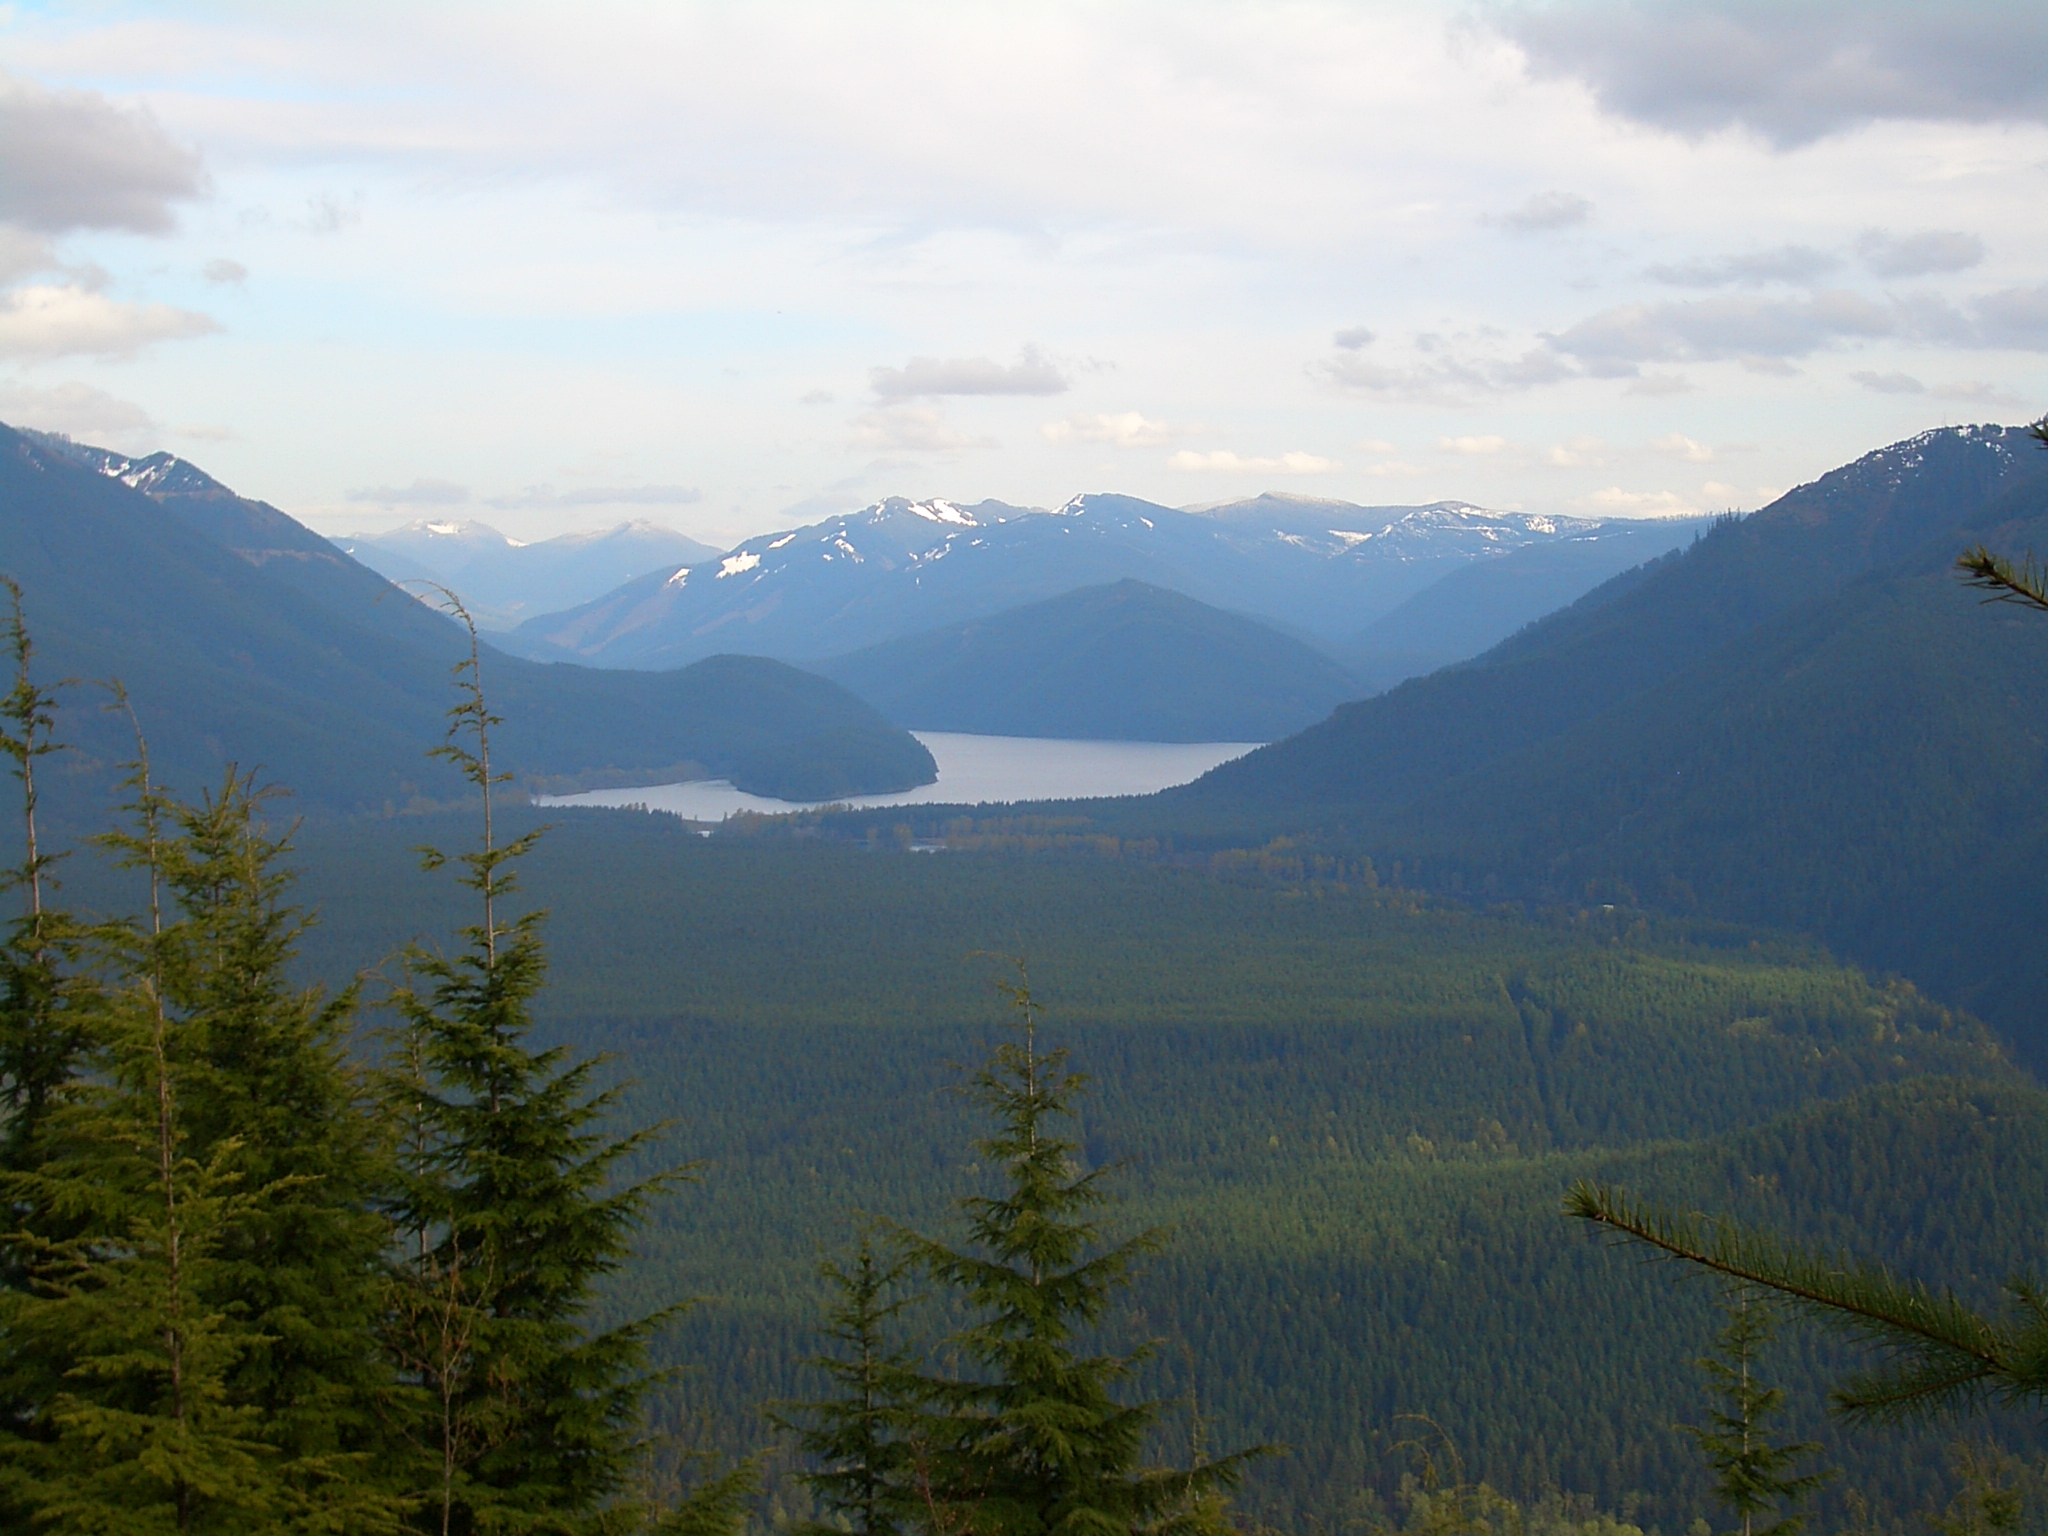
[0,581,96,1499]
[381,597,687,1535]
[770,1232,925,1536]
[1679,1292,1833,1536]
[0,738,289,1530]
[0,580,88,1174]
[897,961,1263,1536]
[107,762,405,1529]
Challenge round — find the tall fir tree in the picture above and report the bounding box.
[1680,1291,1834,1536]
[381,596,687,1535]
[769,1232,925,1536]
[0,580,88,1175]
[896,961,1262,1536]
[106,760,405,1530]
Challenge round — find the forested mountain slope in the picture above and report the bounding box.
[814,579,1362,741]
[1341,515,1709,691]
[0,427,934,813]
[1181,425,2037,815]
[795,425,2048,1060]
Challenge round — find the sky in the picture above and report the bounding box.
[0,1,2043,548]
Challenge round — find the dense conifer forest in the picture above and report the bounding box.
[13,423,2048,1532]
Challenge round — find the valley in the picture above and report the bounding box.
[4,413,2046,1536]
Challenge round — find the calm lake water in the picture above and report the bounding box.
[533,732,1260,821]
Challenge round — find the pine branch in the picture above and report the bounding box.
[1563,1182,2042,1422]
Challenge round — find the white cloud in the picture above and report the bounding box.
[848,406,997,452]
[1644,245,1839,288]
[799,389,833,405]
[1625,374,1698,397]
[1167,449,1336,474]
[489,483,700,508]
[0,283,219,360]
[1859,229,1987,277]
[1319,346,1576,404]
[1494,4,2048,146]
[870,347,1066,399]
[1852,370,1925,394]
[1577,486,1701,517]
[1549,290,1898,370]
[1650,433,1716,463]
[1437,434,1508,455]
[346,477,471,506]
[1041,411,1192,449]
[0,72,203,234]
[1355,438,1398,453]
[1332,326,1375,350]
[1544,435,1607,468]
[0,379,157,448]
[0,229,56,286]
[203,258,248,285]
[1495,190,1593,233]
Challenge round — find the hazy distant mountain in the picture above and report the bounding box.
[816,580,1364,742]
[1341,515,1712,691]
[0,430,934,811]
[339,517,720,629]
[503,493,1618,669]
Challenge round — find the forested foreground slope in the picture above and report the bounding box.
[228,813,2048,1534]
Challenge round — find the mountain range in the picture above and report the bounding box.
[500,493,1708,677]
[0,430,934,815]
[338,517,719,630]
[868,423,2048,1059]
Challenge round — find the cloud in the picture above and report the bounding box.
[1625,373,1698,396]
[0,283,220,360]
[1650,432,1716,463]
[1544,435,1607,467]
[848,406,997,451]
[490,483,700,508]
[869,346,1066,399]
[1548,289,1896,369]
[1494,3,2048,147]
[0,229,56,286]
[1041,411,1192,449]
[799,389,834,404]
[1318,346,1575,404]
[1970,283,2048,349]
[0,380,157,448]
[346,477,472,506]
[302,192,363,235]
[1931,380,2025,406]
[1332,326,1376,350]
[1577,486,1700,517]
[1853,369,1925,394]
[1438,434,1508,455]
[1859,229,1986,277]
[1495,190,1593,233]
[0,73,204,235]
[1167,449,1336,474]
[203,258,248,285]
[1644,245,1839,288]
[1355,437,1398,453]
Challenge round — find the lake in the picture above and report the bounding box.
[533,732,1260,821]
